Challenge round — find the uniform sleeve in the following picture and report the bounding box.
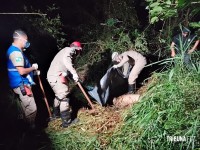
[190,34,197,42]
[63,53,78,76]
[116,54,129,68]
[122,62,130,76]
[172,35,178,44]
[9,51,24,67]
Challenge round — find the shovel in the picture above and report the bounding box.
[37,74,53,120]
[77,82,95,111]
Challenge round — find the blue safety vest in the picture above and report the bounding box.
[7,45,33,88]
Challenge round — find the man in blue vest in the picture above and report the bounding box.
[6,29,39,129]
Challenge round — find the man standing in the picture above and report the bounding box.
[47,41,82,128]
[112,50,146,93]
[6,29,38,129]
[170,27,199,67]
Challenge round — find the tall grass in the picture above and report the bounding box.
[48,130,101,150]
[47,61,200,150]
[109,64,200,150]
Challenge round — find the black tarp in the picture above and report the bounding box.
[87,66,132,106]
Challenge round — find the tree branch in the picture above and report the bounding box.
[0,13,47,16]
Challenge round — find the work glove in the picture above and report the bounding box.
[34,70,40,76]
[112,65,118,69]
[32,63,38,70]
[61,72,67,77]
[60,72,67,84]
[73,74,79,82]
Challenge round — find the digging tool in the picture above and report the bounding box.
[37,74,53,119]
[77,82,95,110]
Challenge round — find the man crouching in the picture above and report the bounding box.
[112,50,146,93]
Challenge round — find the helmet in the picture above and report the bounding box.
[182,27,190,33]
[70,41,82,50]
[111,52,119,60]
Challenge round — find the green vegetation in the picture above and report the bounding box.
[146,0,200,24]
[109,64,200,150]
[24,4,66,49]
[2,0,199,149]
[46,60,200,149]
[45,1,200,149]
[48,130,101,150]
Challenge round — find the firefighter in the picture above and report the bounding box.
[112,50,147,93]
[6,29,39,129]
[47,41,82,128]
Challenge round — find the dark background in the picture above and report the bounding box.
[0,0,148,109]
[1,0,198,149]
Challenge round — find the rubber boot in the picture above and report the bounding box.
[128,84,136,94]
[60,111,72,128]
[52,106,60,119]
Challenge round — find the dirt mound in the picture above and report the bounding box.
[113,94,140,108]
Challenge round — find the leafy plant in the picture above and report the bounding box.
[24,4,66,49]
[146,0,200,24]
[189,22,200,28]
[109,64,200,150]
[133,32,149,54]
[146,0,177,24]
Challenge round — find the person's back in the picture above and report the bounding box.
[122,50,146,62]
[47,47,71,79]
[46,41,82,128]
[112,50,146,93]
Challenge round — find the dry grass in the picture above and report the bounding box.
[47,77,153,134]
[46,104,128,146]
[46,68,153,149]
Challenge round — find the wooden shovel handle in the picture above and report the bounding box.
[37,75,52,117]
[77,82,95,110]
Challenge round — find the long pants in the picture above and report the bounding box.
[48,77,70,112]
[175,53,192,69]
[13,87,37,125]
[128,58,147,85]
[183,53,192,68]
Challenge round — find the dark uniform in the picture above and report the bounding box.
[172,34,197,54]
[172,33,197,66]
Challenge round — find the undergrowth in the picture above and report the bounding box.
[47,61,200,150]
[109,64,200,150]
